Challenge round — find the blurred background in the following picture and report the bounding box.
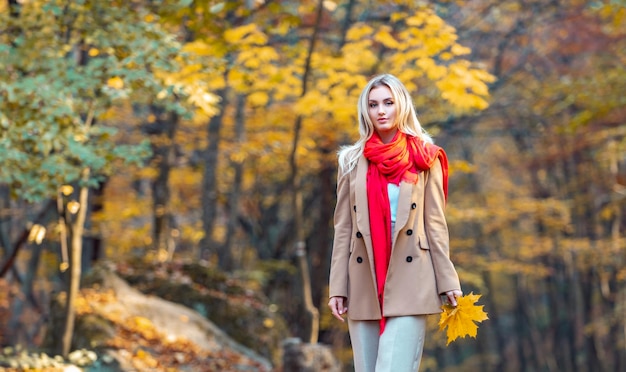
[0,0,624,371]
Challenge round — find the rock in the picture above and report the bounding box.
[281,338,341,372]
[81,266,274,371]
[117,261,290,366]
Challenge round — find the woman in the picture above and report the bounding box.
[328,74,462,372]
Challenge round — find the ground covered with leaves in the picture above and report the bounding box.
[1,261,279,371]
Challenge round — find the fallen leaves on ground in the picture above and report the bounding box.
[74,288,267,371]
[438,292,489,345]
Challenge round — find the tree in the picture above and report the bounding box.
[428,0,626,370]
[0,0,189,356]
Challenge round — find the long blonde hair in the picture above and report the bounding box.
[337,74,433,173]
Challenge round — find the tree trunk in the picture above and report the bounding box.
[0,186,10,259]
[200,86,228,261]
[221,94,246,270]
[8,237,43,345]
[60,169,90,357]
[312,0,355,323]
[0,200,55,279]
[309,155,334,310]
[83,181,105,268]
[287,0,325,344]
[151,109,179,261]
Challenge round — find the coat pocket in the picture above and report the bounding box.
[418,234,430,249]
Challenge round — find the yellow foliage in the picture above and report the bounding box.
[27,224,46,245]
[438,292,489,345]
[451,44,471,56]
[417,58,447,80]
[107,76,124,90]
[449,159,476,175]
[346,23,374,41]
[248,91,269,107]
[224,24,267,45]
[374,27,400,49]
[406,14,426,27]
[182,40,217,57]
[59,185,74,196]
[295,91,327,116]
[341,41,377,72]
[187,88,221,117]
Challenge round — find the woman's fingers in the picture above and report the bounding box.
[446,290,462,306]
[328,297,348,322]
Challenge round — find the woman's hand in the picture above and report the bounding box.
[445,290,463,307]
[328,296,348,322]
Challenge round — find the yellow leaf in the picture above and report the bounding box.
[67,201,81,214]
[182,40,215,56]
[59,262,69,272]
[346,23,374,41]
[390,12,407,23]
[107,76,124,90]
[374,27,400,49]
[59,185,74,196]
[224,24,267,45]
[248,91,269,107]
[406,14,426,27]
[28,224,46,245]
[438,292,489,345]
[88,48,99,57]
[131,316,154,331]
[451,44,471,56]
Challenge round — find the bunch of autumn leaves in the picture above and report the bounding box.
[439,292,489,345]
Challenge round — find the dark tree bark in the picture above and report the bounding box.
[0,200,55,279]
[7,238,43,345]
[287,0,325,344]
[200,86,229,261]
[149,108,179,260]
[0,186,11,260]
[221,94,246,271]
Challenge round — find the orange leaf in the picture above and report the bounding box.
[438,292,489,345]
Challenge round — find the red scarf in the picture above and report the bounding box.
[364,131,448,334]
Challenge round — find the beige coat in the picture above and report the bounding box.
[328,155,461,320]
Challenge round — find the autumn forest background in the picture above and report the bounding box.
[0,0,624,371]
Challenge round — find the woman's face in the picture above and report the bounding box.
[367,85,397,143]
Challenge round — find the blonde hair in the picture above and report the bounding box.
[337,74,433,173]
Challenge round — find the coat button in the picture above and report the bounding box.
[356,231,363,238]
[353,205,357,212]
[406,256,413,263]
[357,257,363,263]
[411,203,417,209]
[406,229,413,235]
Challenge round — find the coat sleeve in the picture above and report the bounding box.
[424,158,461,294]
[328,165,352,298]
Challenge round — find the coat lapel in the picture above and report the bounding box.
[391,180,413,249]
[354,156,370,237]
[354,156,377,281]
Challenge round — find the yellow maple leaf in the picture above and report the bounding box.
[438,292,489,345]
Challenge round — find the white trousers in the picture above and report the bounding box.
[348,315,426,372]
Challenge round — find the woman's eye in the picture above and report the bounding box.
[369,103,377,108]
[385,101,393,106]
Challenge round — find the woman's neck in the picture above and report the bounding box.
[377,129,398,144]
